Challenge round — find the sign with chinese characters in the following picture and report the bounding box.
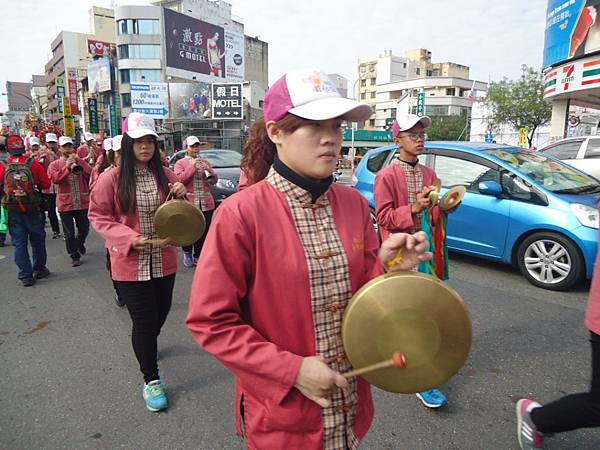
[417,91,425,117]
[64,117,75,137]
[211,83,243,120]
[87,57,111,93]
[342,129,393,142]
[109,104,118,136]
[163,7,245,83]
[519,127,529,148]
[56,76,65,114]
[131,82,170,118]
[67,68,79,115]
[88,98,99,133]
[87,39,112,57]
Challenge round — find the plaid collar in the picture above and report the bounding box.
[267,168,329,206]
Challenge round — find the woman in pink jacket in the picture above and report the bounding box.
[174,135,217,267]
[516,229,600,449]
[88,113,186,413]
[186,70,432,450]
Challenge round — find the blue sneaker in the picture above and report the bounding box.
[143,379,168,412]
[416,388,448,408]
[183,251,194,268]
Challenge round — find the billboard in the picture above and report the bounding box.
[56,76,65,114]
[168,82,211,120]
[163,7,245,83]
[87,39,112,57]
[212,83,243,120]
[87,57,111,93]
[67,68,79,115]
[131,82,170,118]
[543,0,600,68]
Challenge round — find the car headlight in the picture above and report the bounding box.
[571,203,599,229]
[216,178,236,190]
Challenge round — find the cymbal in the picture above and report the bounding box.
[154,199,206,247]
[439,186,466,212]
[427,178,442,205]
[342,271,471,394]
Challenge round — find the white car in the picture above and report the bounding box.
[540,136,600,179]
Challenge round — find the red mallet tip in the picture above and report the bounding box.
[392,352,407,369]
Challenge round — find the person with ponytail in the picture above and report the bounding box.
[186,69,432,449]
[88,114,186,413]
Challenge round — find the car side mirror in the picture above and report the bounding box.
[478,181,503,197]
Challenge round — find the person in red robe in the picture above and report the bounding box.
[186,69,432,450]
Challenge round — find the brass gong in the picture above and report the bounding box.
[439,186,466,212]
[154,199,206,247]
[427,178,442,205]
[342,271,471,394]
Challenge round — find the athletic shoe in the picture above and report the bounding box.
[416,388,448,408]
[72,258,81,267]
[114,293,125,308]
[78,244,86,255]
[143,380,168,412]
[516,399,545,449]
[183,251,194,268]
[52,231,61,239]
[33,268,51,280]
[21,277,36,287]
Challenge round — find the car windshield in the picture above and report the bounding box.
[487,148,600,194]
[199,150,241,168]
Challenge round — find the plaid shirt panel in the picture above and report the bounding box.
[393,159,424,234]
[135,167,163,281]
[267,169,359,450]
[187,156,214,211]
[68,172,82,210]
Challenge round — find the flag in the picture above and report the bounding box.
[467,80,477,103]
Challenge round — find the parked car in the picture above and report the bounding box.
[354,142,600,291]
[540,136,600,179]
[168,149,241,205]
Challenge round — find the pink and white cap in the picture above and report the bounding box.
[29,136,40,146]
[392,114,432,137]
[102,138,113,151]
[125,112,158,139]
[45,133,58,143]
[112,135,123,151]
[264,69,372,123]
[59,136,73,146]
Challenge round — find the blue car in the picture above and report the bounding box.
[354,142,600,291]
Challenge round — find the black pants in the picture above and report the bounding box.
[114,274,176,383]
[183,209,213,258]
[42,193,60,233]
[105,250,122,301]
[59,209,89,260]
[532,332,600,433]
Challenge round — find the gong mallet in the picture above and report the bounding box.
[343,351,407,379]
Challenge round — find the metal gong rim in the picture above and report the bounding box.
[342,271,472,394]
[154,199,206,247]
[439,186,466,212]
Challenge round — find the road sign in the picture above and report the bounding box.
[485,131,494,143]
[109,104,118,137]
[417,92,425,117]
[131,82,169,119]
[212,83,243,120]
[519,127,529,148]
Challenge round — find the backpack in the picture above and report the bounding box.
[1,157,40,213]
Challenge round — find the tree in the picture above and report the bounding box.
[427,115,469,141]
[486,65,552,147]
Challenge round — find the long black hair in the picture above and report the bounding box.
[117,133,170,214]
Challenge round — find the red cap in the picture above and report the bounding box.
[6,135,25,152]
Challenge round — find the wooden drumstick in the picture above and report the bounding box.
[343,352,407,379]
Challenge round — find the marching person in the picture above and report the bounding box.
[38,133,61,239]
[174,135,217,267]
[516,221,600,449]
[373,114,449,409]
[0,136,8,247]
[77,131,99,166]
[186,69,432,449]
[89,113,187,412]
[89,138,113,189]
[48,136,92,267]
[0,135,51,286]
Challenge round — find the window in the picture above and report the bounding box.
[426,70,432,77]
[416,68,421,75]
[402,62,407,69]
[370,78,376,86]
[501,171,535,202]
[118,44,161,59]
[360,93,366,100]
[369,119,375,127]
[137,19,159,34]
[370,92,376,99]
[543,140,582,160]
[434,155,499,193]
[367,150,391,173]
[446,88,455,96]
[360,79,366,87]
[117,19,159,35]
[120,69,161,84]
[585,139,600,158]
[121,93,131,107]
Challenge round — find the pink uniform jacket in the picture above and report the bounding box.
[186,181,384,450]
[47,157,93,212]
[37,149,59,194]
[585,222,600,334]
[173,156,218,211]
[238,169,249,191]
[77,143,101,161]
[374,162,438,240]
[88,167,181,282]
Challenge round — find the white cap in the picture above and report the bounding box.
[186,136,200,146]
[45,133,58,143]
[392,114,432,137]
[59,136,74,146]
[102,138,113,151]
[125,112,158,139]
[29,137,40,146]
[264,69,373,123]
[112,135,123,151]
[84,132,95,142]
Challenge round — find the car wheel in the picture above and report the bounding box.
[370,208,381,243]
[516,232,584,291]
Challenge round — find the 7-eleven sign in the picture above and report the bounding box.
[561,64,575,90]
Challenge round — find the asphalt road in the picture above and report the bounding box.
[0,212,597,449]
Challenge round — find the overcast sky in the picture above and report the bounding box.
[1,0,548,110]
